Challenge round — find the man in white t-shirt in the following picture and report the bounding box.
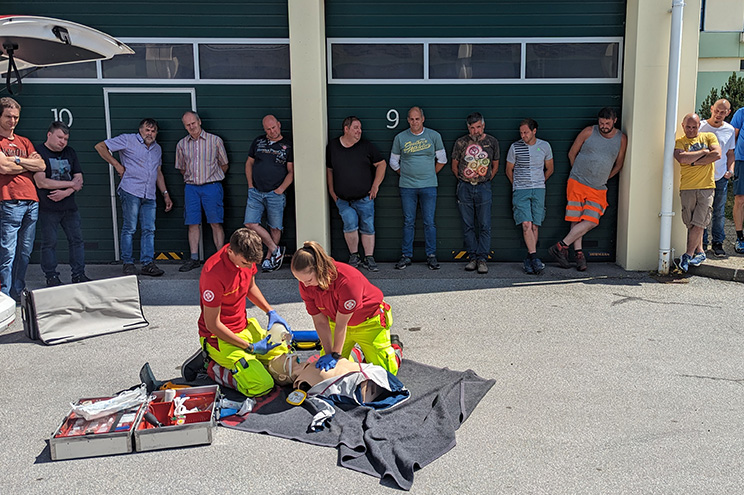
[505,118,554,274]
[699,99,736,257]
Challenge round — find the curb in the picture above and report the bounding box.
[688,263,744,283]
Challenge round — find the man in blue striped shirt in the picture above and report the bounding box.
[176,111,229,272]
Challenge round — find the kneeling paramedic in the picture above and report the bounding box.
[198,228,291,396]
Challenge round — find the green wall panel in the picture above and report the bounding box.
[3,1,289,38]
[326,85,623,263]
[12,84,292,265]
[326,0,626,38]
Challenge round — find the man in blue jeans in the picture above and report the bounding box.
[95,118,173,276]
[699,99,735,257]
[451,112,500,274]
[34,121,91,286]
[390,107,447,270]
[0,97,46,301]
[327,116,387,272]
[244,115,294,272]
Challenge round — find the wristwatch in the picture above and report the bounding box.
[14,156,20,165]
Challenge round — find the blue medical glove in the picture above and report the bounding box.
[267,310,292,336]
[251,335,280,355]
[315,353,339,372]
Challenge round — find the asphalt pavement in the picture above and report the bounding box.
[1,260,742,494]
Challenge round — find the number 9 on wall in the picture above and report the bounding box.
[51,108,73,127]
[386,109,399,129]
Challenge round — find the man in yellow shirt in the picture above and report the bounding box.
[673,113,721,272]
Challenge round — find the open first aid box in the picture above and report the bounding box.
[50,385,219,460]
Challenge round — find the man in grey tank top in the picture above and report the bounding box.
[548,107,628,271]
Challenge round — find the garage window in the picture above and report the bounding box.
[429,43,520,79]
[19,62,97,79]
[198,44,290,80]
[328,37,622,84]
[525,42,619,79]
[331,43,424,79]
[102,43,194,79]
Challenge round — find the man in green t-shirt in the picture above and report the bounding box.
[673,113,721,272]
[389,107,447,270]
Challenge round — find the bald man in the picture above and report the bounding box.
[699,99,736,257]
[244,114,294,272]
[673,113,722,272]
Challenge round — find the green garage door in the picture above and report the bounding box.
[325,0,626,263]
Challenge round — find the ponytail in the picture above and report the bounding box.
[290,241,337,290]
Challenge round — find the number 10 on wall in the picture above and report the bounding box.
[51,108,73,127]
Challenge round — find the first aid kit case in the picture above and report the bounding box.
[49,385,219,461]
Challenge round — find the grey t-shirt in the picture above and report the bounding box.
[506,138,553,190]
[569,126,622,190]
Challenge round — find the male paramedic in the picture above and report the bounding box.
[192,227,292,397]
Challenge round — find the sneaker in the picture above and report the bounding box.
[348,252,361,268]
[548,243,571,268]
[269,246,286,271]
[362,255,379,272]
[531,257,545,274]
[181,348,208,382]
[261,259,273,272]
[678,253,691,273]
[464,259,477,271]
[179,258,201,272]
[427,255,440,270]
[71,274,92,283]
[711,243,726,258]
[476,259,488,274]
[395,256,412,270]
[140,262,164,277]
[123,263,138,276]
[46,275,63,287]
[523,258,535,274]
[735,239,744,254]
[689,251,707,267]
[576,251,587,272]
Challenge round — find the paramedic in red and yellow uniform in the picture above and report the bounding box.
[290,240,398,374]
[198,228,290,396]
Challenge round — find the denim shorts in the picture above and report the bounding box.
[244,188,286,230]
[336,196,375,234]
[512,188,546,226]
[184,182,223,225]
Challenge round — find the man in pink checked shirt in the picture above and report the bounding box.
[175,111,229,272]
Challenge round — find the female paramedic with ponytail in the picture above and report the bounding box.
[291,241,399,374]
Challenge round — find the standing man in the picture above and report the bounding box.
[505,118,554,275]
[390,106,446,270]
[0,97,46,300]
[450,112,499,274]
[244,115,293,272]
[673,113,721,272]
[731,105,744,254]
[192,227,292,397]
[699,99,736,257]
[95,118,173,276]
[548,107,627,271]
[34,121,91,286]
[327,116,386,272]
[175,111,229,272]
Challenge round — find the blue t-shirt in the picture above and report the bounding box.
[730,107,744,161]
[391,128,444,188]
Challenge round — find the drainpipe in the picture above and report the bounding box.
[658,0,685,274]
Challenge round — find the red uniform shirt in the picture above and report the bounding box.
[0,134,38,201]
[198,245,257,338]
[298,261,383,326]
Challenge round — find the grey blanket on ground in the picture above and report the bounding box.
[221,360,495,491]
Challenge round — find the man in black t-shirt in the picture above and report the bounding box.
[243,115,294,272]
[326,116,387,271]
[34,121,90,286]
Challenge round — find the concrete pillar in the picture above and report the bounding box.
[617,0,702,270]
[287,0,330,251]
